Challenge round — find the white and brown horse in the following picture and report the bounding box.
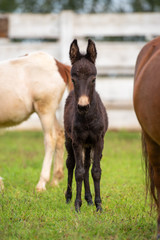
[0,51,72,192]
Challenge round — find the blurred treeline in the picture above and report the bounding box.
[0,0,160,13]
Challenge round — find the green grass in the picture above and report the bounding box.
[0,131,157,240]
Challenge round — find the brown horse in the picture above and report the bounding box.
[133,36,160,239]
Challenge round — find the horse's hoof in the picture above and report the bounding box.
[36,187,46,192]
[50,179,59,187]
[157,234,160,240]
[36,181,46,192]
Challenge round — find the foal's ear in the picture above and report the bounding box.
[86,39,97,64]
[69,39,81,65]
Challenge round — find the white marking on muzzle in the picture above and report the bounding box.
[78,95,90,106]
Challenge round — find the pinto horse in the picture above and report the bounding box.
[0,51,72,192]
[64,39,108,212]
[133,37,160,238]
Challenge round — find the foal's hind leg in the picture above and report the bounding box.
[51,117,64,186]
[92,138,103,212]
[65,135,75,203]
[143,131,160,238]
[84,147,93,205]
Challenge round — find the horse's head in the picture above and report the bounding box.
[69,39,97,113]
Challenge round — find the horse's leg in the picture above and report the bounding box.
[143,131,160,238]
[65,134,75,203]
[84,147,93,205]
[36,113,57,192]
[51,117,64,186]
[157,191,160,240]
[73,143,85,212]
[0,177,4,191]
[92,138,103,212]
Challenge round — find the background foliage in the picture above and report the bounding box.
[0,0,160,13]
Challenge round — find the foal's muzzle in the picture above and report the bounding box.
[78,104,90,113]
[78,95,90,113]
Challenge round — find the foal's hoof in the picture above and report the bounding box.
[96,204,102,212]
[85,195,93,205]
[157,234,160,240]
[75,200,82,213]
[87,200,93,206]
[75,204,81,213]
[65,192,72,204]
[86,199,93,206]
[66,198,71,204]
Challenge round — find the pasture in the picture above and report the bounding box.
[0,131,157,239]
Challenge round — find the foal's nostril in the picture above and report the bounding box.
[78,104,90,112]
[78,95,90,112]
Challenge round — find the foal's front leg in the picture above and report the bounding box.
[92,138,103,212]
[65,135,75,203]
[73,143,85,212]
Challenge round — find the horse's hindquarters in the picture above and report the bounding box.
[134,51,160,144]
[133,36,160,239]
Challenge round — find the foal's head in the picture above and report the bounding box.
[69,39,97,113]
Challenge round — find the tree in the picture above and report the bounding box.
[131,0,160,12]
[0,0,160,13]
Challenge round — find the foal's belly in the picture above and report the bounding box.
[77,130,98,146]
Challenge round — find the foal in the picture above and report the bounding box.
[64,39,108,212]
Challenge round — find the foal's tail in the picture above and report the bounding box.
[141,130,158,208]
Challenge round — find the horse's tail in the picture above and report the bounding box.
[64,65,73,92]
[55,59,73,92]
[142,130,158,208]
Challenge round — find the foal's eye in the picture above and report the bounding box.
[92,78,96,83]
[72,79,75,84]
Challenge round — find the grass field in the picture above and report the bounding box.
[0,131,157,240]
